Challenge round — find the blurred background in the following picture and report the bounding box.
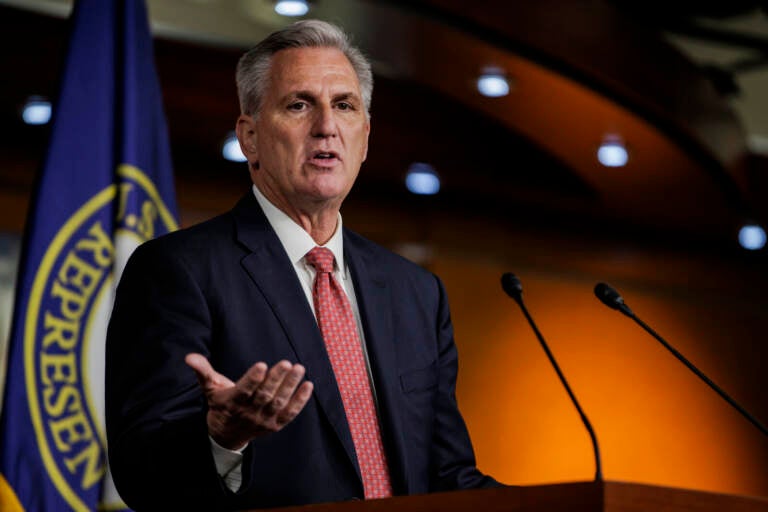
[1,0,767,498]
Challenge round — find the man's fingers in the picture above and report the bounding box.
[233,360,269,402]
[185,353,233,391]
[250,360,292,406]
[264,364,306,413]
[275,381,314,426]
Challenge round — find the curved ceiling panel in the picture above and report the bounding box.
[0,0,760,244]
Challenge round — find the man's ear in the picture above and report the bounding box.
[361,118,371,162]
[236,114,259,167]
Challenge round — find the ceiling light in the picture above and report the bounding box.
[747,134,768,155]
[597,138,628,167]
[222,133,247,162]
[275,0,309,16]
[405,163,440,195]
[738,224,766,251]
[22,97,52,125]
[476,70,510,98]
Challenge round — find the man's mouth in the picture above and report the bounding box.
[312,151,339,160]
[309,150,340,167]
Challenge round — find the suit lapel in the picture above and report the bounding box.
[344,231,410,495]
[232,194,362,483]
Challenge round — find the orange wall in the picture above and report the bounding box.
[432,254,768,497]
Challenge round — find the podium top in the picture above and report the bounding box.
[249,481,768,512]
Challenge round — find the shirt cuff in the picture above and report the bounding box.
[209,436,246,492]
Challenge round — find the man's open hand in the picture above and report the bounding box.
[185,353,314,450]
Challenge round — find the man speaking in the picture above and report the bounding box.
[106,20,498,511]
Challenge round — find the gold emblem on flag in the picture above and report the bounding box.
[24,165,177,511]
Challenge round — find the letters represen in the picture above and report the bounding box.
[38,220,113,489]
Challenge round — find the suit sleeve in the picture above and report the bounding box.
[105,241,243,510]
[429,274,501,491]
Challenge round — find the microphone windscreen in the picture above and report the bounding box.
[501,272,523,299]
[594,282,623,310]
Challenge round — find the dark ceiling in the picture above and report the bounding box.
[1,0,767,261]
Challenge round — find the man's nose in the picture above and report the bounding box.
[311,105,337,138]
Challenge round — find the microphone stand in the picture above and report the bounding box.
[622,306,768,437]
[595,282,768,437]
[503,274,603,481]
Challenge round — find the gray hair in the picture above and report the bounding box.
[236,20,373,117]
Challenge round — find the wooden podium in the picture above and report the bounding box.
[253,481,768,512]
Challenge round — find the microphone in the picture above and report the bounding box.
[594,282,768,437]
[594,282,633,316]
[501,273,603,481]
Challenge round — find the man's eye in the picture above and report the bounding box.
[288,102,307,111]
[336,102,353,111]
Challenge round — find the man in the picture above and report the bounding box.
[106,20,498,511]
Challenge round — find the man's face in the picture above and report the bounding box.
[238,47,370,214]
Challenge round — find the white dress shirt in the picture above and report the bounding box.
[210,184,374,491]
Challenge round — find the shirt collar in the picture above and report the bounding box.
[252,184,345,272]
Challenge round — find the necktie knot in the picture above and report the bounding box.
[305,246,335,274]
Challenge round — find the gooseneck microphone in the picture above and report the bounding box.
[594,282,768,437]
[501,273,603,481]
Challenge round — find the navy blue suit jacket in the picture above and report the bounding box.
[106,193,497,511]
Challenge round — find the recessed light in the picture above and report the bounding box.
[405,163,440,195]
[22,97,52,125]
[738,224,766,250]
[222,133,247,162]
[275,0,309,16]
[597,139,628,167]
[477,69,510,98]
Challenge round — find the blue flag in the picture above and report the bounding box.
[0,1,178,510]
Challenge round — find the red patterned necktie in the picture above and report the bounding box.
[305,246,393,499]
